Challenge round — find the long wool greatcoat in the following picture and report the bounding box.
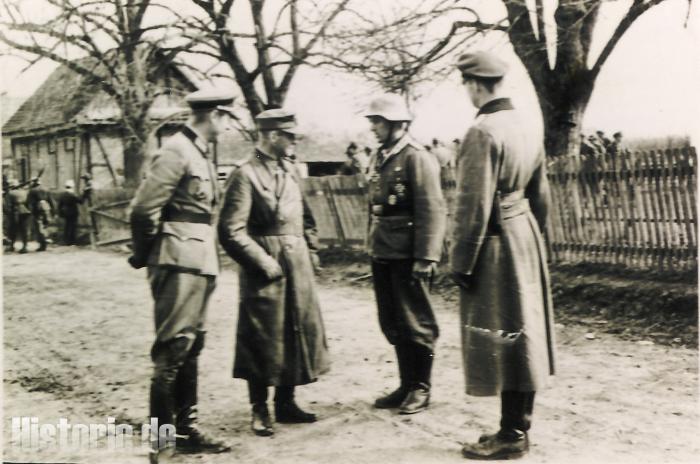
[450,98,556,396]
[218,150,330,386]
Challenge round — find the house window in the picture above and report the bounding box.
[48,137,57,154]
[19,143,29,157]
[64,137,75,151]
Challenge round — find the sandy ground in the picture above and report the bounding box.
[2,246,699,464]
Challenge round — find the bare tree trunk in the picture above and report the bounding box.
[536,77,593,158]
[122,117,150,187]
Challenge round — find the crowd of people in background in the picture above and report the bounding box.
[338,137,461,188]
[2,174,92,253]
[580,130,627,160]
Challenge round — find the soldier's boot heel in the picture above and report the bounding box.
[175,428,230,453]
[373,386,409,409]
[462,430,529,460]
[398,383,430,414]
[274,400,317,423]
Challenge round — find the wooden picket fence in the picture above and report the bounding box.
[302,175,368,246]
[304,146,697,270]
[545,147,697,270]
[85,146,696,270]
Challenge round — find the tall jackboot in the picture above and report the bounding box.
[171,335,229,455]
[374,343,411,409]
[149,374,177,464]
[274,386,317,423]
[398,343,432,415]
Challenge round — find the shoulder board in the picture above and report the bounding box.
[404,137,424,152]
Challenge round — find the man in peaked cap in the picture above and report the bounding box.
[218,108,329,437]
[363,93,446,415]
[129,88,233,462]
[450,50,555,460]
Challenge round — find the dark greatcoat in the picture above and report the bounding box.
[218,150,330,386]
[450,98,556,396]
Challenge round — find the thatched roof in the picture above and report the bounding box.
[3,54,198,137]
[2,61,99,136]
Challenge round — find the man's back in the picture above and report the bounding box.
[8,189,30,215]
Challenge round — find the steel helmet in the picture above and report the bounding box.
[364,94,412,122]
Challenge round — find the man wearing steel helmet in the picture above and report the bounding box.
[364,94,446,415]
[450,50,555,460]
[218,108,329,438]
[129,88,234,462]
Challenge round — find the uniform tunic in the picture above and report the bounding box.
[218,150,330,386]
[450,98,556,396]
[367,135,446,349]
[130,125,220,348]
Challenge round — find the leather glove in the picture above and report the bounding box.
[128,255,146,269]
[450,272,475,290]
[412,259,436,281]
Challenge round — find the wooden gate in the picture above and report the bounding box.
[88,189,133,247]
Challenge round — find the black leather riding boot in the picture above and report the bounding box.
[500,391,536,436]
[274,386,317,423]
[398,343,432,414]
[374,343,411,408]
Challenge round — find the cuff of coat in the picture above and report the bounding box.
[413,253,440,263]
[449,241,483,275]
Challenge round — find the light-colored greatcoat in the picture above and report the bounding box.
[218,151,330,386]
[450,98,556,397]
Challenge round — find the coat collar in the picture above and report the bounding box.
[377,134,420,167]
[477,98,514,117]
[182,125,210,156]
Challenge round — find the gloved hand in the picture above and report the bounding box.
[128,255,146,269]
[412,259,436,281]
[450,272,475,290]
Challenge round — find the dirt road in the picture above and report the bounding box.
[3,248,699,463]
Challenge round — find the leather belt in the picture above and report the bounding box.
[370,204,412,217]
[248,224,302,236]
[499,190,529,221]
[488,189,530,234]
[162,208,212,224]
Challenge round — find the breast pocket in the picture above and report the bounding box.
[155,222,212,272]
[186,164,213,203]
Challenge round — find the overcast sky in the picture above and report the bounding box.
[1,0,698,144]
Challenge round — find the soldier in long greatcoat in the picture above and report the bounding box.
[218,109,329,437]
[364,94,446,415]
[449,51,556,460]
